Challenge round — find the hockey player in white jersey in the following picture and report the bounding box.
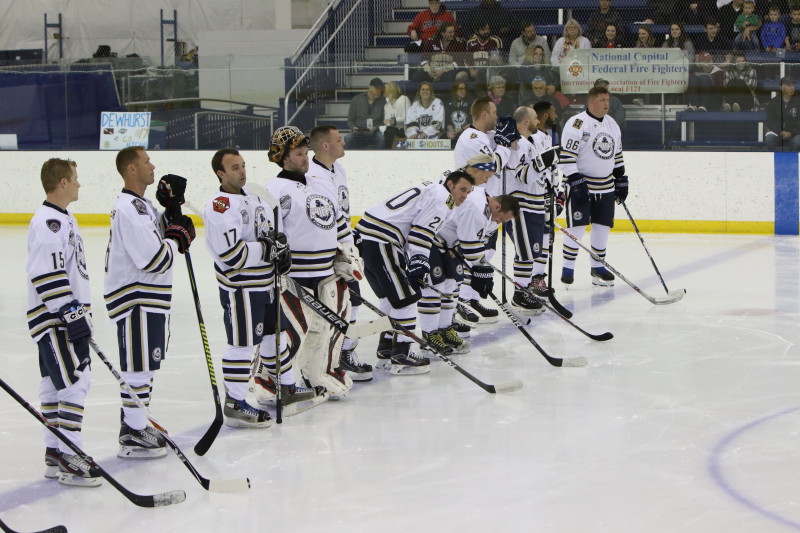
[262,126,362,399]
[558,85,628,287]
[27,158,101,487]
[356,172,473,375]
[203,148,320,426]
[104,147,195,459]
[307,125,372,382]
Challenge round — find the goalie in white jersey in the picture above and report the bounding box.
[203,148,320,426]
[104,147,195,459]
[558,85,628,287]
[356,172,473,375]
[26,158,100,487]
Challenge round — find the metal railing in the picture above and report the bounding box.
[193,111,274,150]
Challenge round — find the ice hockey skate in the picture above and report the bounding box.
[223,394,273,428]
[336,347,373,382]
[118,421,168,458]
[58,452,102,487]
[44,447,59,479]
[459,298,498,323]
[390,341,430,375]
[530,274,551,297]
[561,267,574,287]
[375,331,394,370]
[454,304,479,326]
[591,266,615,286]
[421,330,454,356]
[440,326,470,354]
[250,376,328,416]
[511,288,545,316]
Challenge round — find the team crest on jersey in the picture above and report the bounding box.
[338,185,350,215]
[592,133,615,160]
[306,194,335,229]
[280,195,292,211]
[45,219,61,233]
[213,196,230,213]
[455,264,464,276]
[573,119,583,129]
[132,198,148,215]
[446,195,455,210]
[254,206,271,238]
[573,211,583,221]
[432,265,443,279]
[152,347,162,362]
[533,242,540,253]
[256,322,263,336]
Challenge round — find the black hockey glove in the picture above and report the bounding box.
[406,254,430,284]
[259,231,291,275]
[566,173,588,203]
[351,227,363,250]
[164,214,195,254]
[59,300,92,344]
[156,174,187,213]
[615,175,628,204]
[470,264,494,299]
[555,190,566,216]
[494,116,521,148]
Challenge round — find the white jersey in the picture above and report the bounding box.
[559,110,624,194]
[203,187,277,292]
[357,181,456,259]
[26,202,91,341]
[509,134,553,214]
[104,189,178,321]
[265,169,342,279]
[307,157,353,241]
[405,98,445,138]
[454,125,510,196]
[437,188,497,266]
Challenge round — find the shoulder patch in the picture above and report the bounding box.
[131,198,148,215]
[446,195,455,210]
[212,196,230,213]
[280,195,292,211]
[470,133,478,139]
[572,119,583,129]
[45,219,61,233]
[483,204,491,219]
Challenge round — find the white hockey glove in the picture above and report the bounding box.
[333,242,364,281]
[532,147,559,173]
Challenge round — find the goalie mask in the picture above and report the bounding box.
[269,126,310,166]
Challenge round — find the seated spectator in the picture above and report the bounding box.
[466,22,504,84]
[761,6,787,52]
[445,81,474,144]
[551,19,592,65]
[382,82,411,149]
[596,23,625,48]
[590,79,627,133]
[486,75,516,116]
[344,77,386,149]
[648,0,680,24]
[787,8,800,51]
[662,22,696,60]
[509,21,551,66]
[685,51,725,111]
[733,0,761,49]
[407,0,457,45]
[718,0,744,40]
[412,22,468,84]
[693,21,734,61]
[405,81,446,139]
[635,25,658,47]
[585,0,622,46]
[765,76,800,150]
[518,45,555,87]
[521,76,563,116]
[722,50,758,111]
[676,0,715,25]
[546,80,571,112]
[462,0,515,49]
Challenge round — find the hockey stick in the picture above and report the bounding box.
[88,340,250,493]
[554,222,685,305]
[0,377,185,508]
[545,186,573,318]
[621,201,683,295]
[185,251,224,456]
[0,517,67,533]
[501,171,507,304]
[350,289,523,394]
[421,280,532,326]
[272,204,283,424]
[487,264,614,342]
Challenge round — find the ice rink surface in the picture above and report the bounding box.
[0,227,799,533]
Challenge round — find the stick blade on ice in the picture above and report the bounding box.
[493,380,524,393]
[654,289,686,305]
[208,478,251,493]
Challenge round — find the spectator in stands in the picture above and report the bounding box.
[413,22,468,84]
[635,25,658,47]
[519,45,555,87]
[685,51,725,111]
[405,81,446,139]
[345,77,386,149]
[648,0,680,24]
[733,0,762,49]
[765,76,800,150]
[785,8,800,51]
[509,22,551,66]
[466,22,504,84]
[596,23,625,48]
[445,81,474,145]
[382,82,411,149]
[585,0,622,46]
[521,76,563,116]
[551,19,593,65]
[546,80,571,111]
[722,50,758,110]
[693,21,734,61]
[663,22,696,60]
[407,0,457,44]
[487,75,516,116]
[761,6,787,52]
[718,0,744,40]
[676,0,715,25]
[591,78,627,133]
[463,0,515,49]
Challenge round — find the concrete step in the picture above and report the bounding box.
[401,0,428,8]
[346,71,405,86]
[325,101,350,116]
[383,20,409,34]
[365,46,405,61]
[315,115,349,130]
[375,34,410,47]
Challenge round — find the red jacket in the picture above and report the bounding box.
[407,8,457,41]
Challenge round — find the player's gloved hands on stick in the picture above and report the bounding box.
[164,215,195,254]
[156,174,187,211]
[615,175,628,204]
[470,264,495,299]
[406,254,430,285]
[532,147,559,172]
[494,116,521,148]
[555,190,566,216]
[566,173,588,203]
[259,231,292,275]
[58,300,93,344]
